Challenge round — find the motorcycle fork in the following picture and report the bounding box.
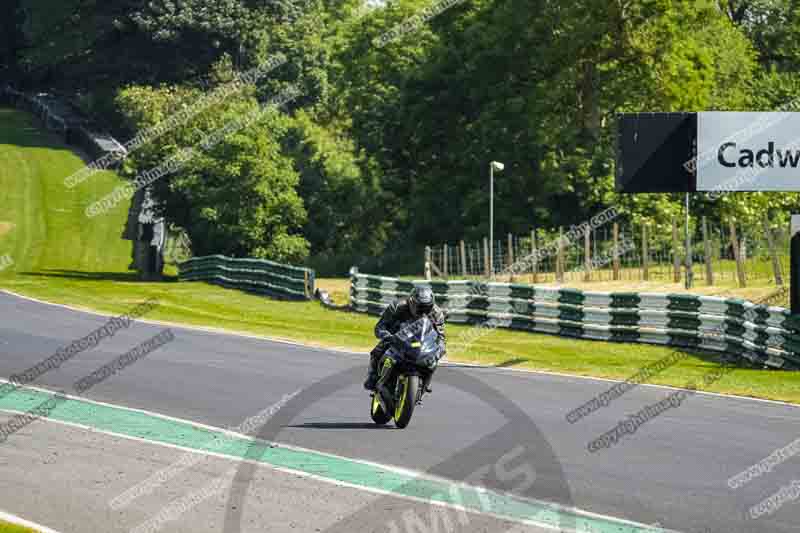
[375,357,395,412]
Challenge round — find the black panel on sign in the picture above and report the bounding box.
[616,113,696,193]
[793,231,800,315]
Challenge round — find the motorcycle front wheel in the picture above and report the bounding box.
[370,393,392,425]
[393,374,418,429]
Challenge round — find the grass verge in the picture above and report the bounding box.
[0,519,40,533]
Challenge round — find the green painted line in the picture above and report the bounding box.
[0,386,665,533]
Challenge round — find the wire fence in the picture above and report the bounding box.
[426,217,790,288]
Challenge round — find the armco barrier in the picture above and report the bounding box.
[349,271,800,370]
[179,255,315,300]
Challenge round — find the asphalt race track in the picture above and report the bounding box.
[1,291,799,533]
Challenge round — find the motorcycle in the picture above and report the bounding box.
[370,316,444,428]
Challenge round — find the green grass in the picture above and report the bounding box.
[0,108,132,275]
[0,520,39,533]
[2,106,800,405]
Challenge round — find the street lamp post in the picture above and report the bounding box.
[489,161,504,276]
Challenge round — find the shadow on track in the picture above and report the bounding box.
[286,422,396,430]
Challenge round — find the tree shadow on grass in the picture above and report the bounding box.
[18,269,178,282]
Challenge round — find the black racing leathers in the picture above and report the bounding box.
[370,299,446,361]
[377,300,445,340]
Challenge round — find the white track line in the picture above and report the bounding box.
[0,509,63,533]
[0,380,677,533]
[3,288,799,411]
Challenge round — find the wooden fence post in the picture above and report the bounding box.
[531,229,539,284]
[672,218,681,283]
[612,222,620,281]
[642,223,649,281]
[460,240,467,277]
[483,237,490,277]
[557,227,565,283]
[729,221,747,288]
[584,227,591,281]
[443,244,448,278]
[702,216,714,286]
[507,233,514,281]
[764,218,784,286]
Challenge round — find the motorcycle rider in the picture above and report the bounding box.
[363,286,446,392]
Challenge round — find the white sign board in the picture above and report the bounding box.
[793,215,800,238]
[697,112,800,192]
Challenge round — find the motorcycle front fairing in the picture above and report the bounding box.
[388,316,444,370]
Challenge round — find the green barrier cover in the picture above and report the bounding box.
[348,271,799,369]
[179,255,315,300]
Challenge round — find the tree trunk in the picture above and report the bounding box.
[578,61,601,142]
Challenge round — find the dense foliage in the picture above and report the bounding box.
[3,0,799,273]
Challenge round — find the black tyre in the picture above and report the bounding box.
[370,393,392,425]
[393,375,418,429]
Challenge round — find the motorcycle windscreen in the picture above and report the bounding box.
[395,317,440,367]
[396,318,424,343]
[417,318,443,368]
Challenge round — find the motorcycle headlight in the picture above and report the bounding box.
[420,353,437,368]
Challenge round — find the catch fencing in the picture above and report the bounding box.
[179,255,315,300]
[428,218,789,289]
[350,271,800,370]
[1,85,126,162]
